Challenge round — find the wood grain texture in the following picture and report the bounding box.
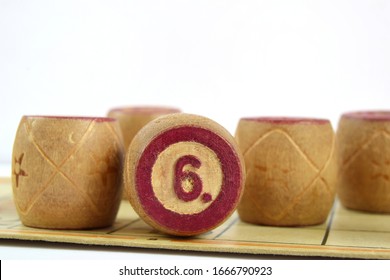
[12,116,125,229]
[107,106,181,152]
[336,111,390,213]
[236,117,337,226]
[124,113,245,236]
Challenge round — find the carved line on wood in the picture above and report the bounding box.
[104,122,123,148]
[17,120,103,216]
[18,120,96,214]
[243,129,320,171]
[341,130,390,171]
[247,175,330,222]
[245,133,335,221]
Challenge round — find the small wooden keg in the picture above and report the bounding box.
[107,106,181,151]
[124,113,245,236]
[12,116,124,229]
[336,111,390,213]
[236,117,337,226]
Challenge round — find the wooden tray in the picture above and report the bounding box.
[1,178,389,259]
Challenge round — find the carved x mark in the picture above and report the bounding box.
[18,120,100,216]
[244,129,335,221]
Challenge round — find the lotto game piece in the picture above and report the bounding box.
[124,113,245,236]
[12,116,124,229]
[107,106,181,151]
[235,117,337,226]
[336,111,390,213]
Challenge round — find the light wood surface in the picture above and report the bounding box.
[235,117,337,226]
[11,116,125,229]
[107,106,181,152]
[336,111,390,213]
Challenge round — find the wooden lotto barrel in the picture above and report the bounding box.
[235,117,337,226]
[107,106,181,151]
[124,113,245,236]
[336,111,390,213]
[12,116,124,229]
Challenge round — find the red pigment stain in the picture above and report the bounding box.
[241,117,329,125]
[25,116,116,122]
[109,106,180,115]
[342,111,390,121]
[135,126,243,235]
[201,193,212,203]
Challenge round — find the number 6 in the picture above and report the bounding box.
[174,155,203,202]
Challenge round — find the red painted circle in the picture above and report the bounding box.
[135,126,242,235]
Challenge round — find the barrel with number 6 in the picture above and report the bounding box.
[124,113,245,236]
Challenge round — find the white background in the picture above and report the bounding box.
[0,0,389,163]
[0,0,389,266]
